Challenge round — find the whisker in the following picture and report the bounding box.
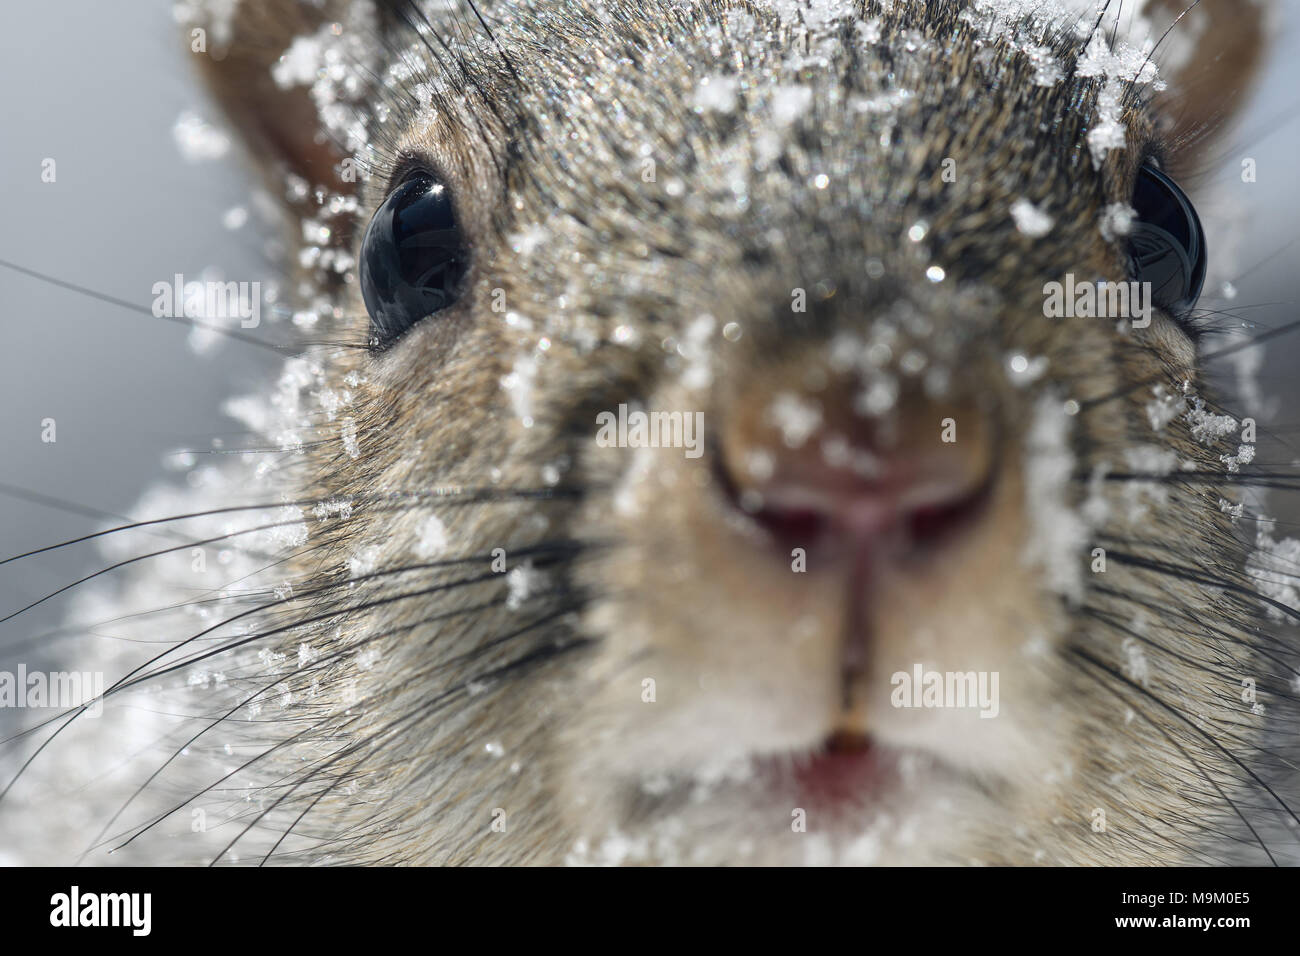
[84,591,536,860]
[1072,646,1285,865]
[0,256,288,355]
[1079,318,1300,414]
[1101,548,1300,625]
[0,486,585,567]
[215,627,594,865]
[0,541,595,798]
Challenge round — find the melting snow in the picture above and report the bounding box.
[694,75,740,114]
[1184,400,1238,446]
[172,110,230,162]
[770,85,814,126]
[1220,443,1256,474]
[1011,198,1054,237]
[414,515,450,559]
[1074,25,1161,167]
[340,417,361,459]
[506,562,543,611]
[1022,396,1090,602]
[273,33,326,89]
[767,392,823,448]
[1250,522,1300,621]
[1144,385,1185,432]
[1099,202,1137,242]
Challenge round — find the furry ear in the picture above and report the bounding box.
[183,1,390,209]
[1145,0,1269,162]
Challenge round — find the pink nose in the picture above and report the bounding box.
[717,388,996,563]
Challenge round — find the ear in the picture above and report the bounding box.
[183,1,390,208]
[1144,0,1269,164]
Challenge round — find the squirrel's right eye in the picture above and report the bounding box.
[359,172,468,351]
[1126,163,1206,319]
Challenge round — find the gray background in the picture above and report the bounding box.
[0,0,284,649]
[1,0,1299,651]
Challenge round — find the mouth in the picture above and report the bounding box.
[751,731,905,815]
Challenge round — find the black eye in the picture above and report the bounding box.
[1126,163,1206,317]
[359,172,468,350]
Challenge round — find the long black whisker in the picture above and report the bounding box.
[0,256,288,355]
[1072,646,1285,864]
[0,486,584,566]
[0,542,594,798]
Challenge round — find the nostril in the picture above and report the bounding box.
[903,479,993,547]
[738,472,993,557]
[750,506,829,551]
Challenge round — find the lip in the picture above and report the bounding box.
[752,732,902,814]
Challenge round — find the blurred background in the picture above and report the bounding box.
[0,0,287,651]
[1,0,1299,654]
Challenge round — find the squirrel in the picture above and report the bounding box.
[3,0,1295,866]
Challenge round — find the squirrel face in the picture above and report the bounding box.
[6,1,1287,866]
[277,0,1270,865]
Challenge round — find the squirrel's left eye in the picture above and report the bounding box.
[1127,163,1207,317]
[359,172,469,351]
